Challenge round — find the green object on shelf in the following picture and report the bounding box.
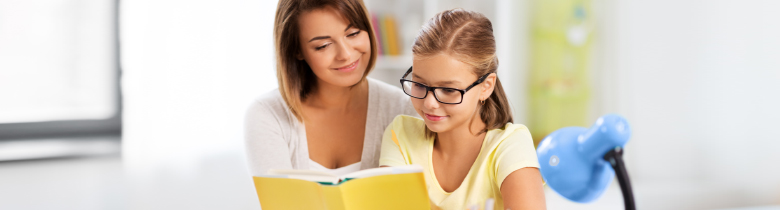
[528,0,593,147]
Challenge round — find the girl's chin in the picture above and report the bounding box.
[425,123,450,133]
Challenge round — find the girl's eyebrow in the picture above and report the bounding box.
[412,73,461,86]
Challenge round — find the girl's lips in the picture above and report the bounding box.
[425,113,446,121]
[334,59,359,72]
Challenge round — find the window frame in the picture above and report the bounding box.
[0,0,122,141]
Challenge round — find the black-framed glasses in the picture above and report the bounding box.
[399,66,491,104]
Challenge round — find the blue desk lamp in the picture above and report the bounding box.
[536,114,635,210]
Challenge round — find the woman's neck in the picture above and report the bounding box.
[434,116,487,157]
[305,79,368,111]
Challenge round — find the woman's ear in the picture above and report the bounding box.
[480,73,497,100]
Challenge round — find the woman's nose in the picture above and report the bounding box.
[335,42,352,61]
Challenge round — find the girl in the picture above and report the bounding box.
[380,9,546,210]
[245,0,416,177]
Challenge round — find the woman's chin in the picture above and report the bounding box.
[322,71,366,87]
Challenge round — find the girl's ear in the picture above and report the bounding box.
[296,52,304,60]
[480,73,497,100]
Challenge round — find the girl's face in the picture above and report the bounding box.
[297,7,371,88]
[410,54,496,134]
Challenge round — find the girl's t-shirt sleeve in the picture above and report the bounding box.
[493,125,541,188]
[379,118,408,167]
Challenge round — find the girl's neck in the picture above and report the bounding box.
[434,116,487,156]
[305,79,368,111]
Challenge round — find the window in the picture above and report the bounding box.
[0,0,120,139]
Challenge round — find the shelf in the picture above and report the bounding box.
[374,54,412,71]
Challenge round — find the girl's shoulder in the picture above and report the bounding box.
[388,114,427,143]
[484,123,540,184]
[390,114,425,132]
[481,123,535,158]
[488,123,531,143]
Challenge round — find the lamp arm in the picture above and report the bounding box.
[603,147,636,210]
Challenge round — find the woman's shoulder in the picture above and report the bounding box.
[368,78,407,102]
[245,89,294,125]
[367,78,419,118]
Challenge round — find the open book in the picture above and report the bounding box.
[253,165,430,210]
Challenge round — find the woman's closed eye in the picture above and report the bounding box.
[347,30,361,37]
[313,31,359,51]
[315,43,331,51]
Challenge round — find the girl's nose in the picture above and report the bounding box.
[423,91,439,110]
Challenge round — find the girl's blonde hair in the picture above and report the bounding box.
[274,0,378,122]
[412,8,513,136]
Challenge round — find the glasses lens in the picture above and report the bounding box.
[434,88,462,104]
[402,81,427,98]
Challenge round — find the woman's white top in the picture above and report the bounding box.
[308,159,362,177]
[244,78,418,176]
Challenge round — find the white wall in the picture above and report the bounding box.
[121,0,277,209]
[603,0,780,208]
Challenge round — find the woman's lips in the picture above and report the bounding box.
[425,113,446,121]
[334,59,359,72]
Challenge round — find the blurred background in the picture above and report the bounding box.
[1,0,779,209]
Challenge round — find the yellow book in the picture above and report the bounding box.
[253,165,430,210]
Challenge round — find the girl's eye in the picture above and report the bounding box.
[413,83,425,88]
[315,43,330,51]
[441,88,457,93]
[347,31,360,37]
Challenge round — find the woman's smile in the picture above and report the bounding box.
[334,58,359,72]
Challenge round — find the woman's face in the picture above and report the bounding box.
[410,54,496,134]
[297,7,371,88]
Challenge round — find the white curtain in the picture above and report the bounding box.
[121,0,276,209]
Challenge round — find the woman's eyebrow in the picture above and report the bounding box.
[308,24,355,43]
[308,36,330,42]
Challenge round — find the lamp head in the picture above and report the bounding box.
[536,114,631,203]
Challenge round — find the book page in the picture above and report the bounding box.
[265,169,340,184]
[342,164,423,180]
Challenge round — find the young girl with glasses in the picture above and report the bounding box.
[380,9,546,210]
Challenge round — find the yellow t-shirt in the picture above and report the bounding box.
[380,115,540,210]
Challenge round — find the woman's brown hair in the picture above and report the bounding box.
[412,8,513,136]
[274,0,378,122]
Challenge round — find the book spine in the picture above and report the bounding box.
[384,15,400,55]
[322,186,346,210]
[379,14,392,55]
[370,13,383,56]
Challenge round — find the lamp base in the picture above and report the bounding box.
[604,147,636,210]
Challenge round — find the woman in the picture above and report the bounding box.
[245,0,416,176]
